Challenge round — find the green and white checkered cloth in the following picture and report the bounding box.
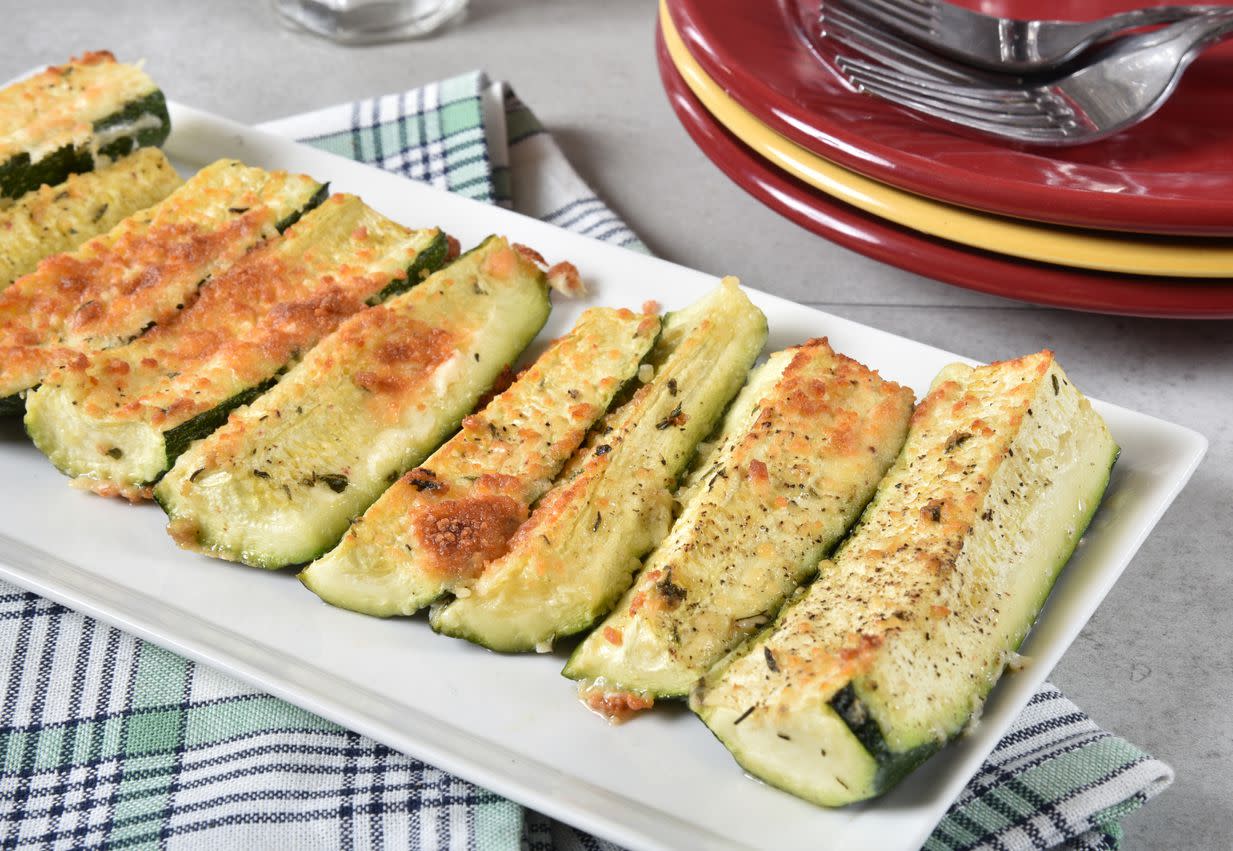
[0,70,1171,851]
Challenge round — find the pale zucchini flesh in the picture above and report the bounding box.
[154,236,551,569]
[0,147,182,290]
[691,351,1118,806]
[0,52,171,203]
[300,306,662,616]
[0,159,326,403]
[564,338,915,697]
[429,277,768,652]
[24,195,447,496]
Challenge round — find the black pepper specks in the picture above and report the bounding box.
[944,431,972,453]
[656,404,684,430]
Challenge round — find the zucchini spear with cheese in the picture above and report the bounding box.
[25,194,449,499]
[0,159,326,409]
[692,351,1118,807]
[0,51,171,204]
[155,236,551,568]
[429,278,767,652]
[300,305,662,615]
[0,147,182,290]
[564,338,914,699]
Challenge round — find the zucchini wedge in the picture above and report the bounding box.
[0,159,325,406]
[0,147,182,290]
[0,51,170,204]
[564,338,914,698]
[154,236,551,568]
[25,194,448,499]
[300,305,662,616]
[429,278,767,652]
[691,351,1118,807]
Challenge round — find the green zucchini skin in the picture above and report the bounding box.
[0,394,22,417]
[0,147,184,291]
[828,684,939,795]
[563,339,915,698]
[0,55,171,202]
[23,199,447,497]
[299,305,662,617]
[90,90,172,163]
[0,145,90,206]
[429,277,768,653]
[0,160,328,407]
[160,377,280,468]
[691,351,1119,807]
[366,229,451,304]
[155,236,552,569]
[274,182,329,233]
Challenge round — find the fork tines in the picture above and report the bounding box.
[819,2,1082,142]
[820,3,997,84]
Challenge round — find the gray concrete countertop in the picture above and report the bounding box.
[7,2,1231,848]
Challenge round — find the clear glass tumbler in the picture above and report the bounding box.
[274,0,468,44]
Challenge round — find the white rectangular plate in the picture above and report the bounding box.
[0,104,1207,851]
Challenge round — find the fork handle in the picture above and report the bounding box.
[1070,5,1221,41]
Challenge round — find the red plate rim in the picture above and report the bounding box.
[667,0,1233,236]
[656,28,1233,318]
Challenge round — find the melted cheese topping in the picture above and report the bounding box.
[38,196,436,430]
[716,356,1049,710]
[0,148,182,289]
[299,304,660,616]
[156,236,551,569]
[0,52,158,163]
[0,160,322,397]
[430,278,767,651]
[700,351,1116,761]
[569,338,915,695]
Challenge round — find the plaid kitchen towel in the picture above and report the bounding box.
[0,70,1171,851]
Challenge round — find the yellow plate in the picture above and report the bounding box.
[660,2,1233,279]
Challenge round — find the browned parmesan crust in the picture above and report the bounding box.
[0,147,182,290]
[692,351,1119,806]
[299,305,661,616]
[25,194,447,492]
[155,236,552,569]
[0,159,324,401]
[0,51,170,205]
[429,278,768,652]
[564,338,915,697]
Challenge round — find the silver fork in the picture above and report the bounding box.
[823,8,1233,145]
[828,0,1221,73]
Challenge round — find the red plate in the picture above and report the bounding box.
[667,0,1233,236]
[656,29,1233,318]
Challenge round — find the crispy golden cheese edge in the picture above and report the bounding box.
[298,305,662,618]
[157,236,551,570]
[563,338,916,700]
[0,147,183,290]
[429,278,768,652]
[692,351,1118,806]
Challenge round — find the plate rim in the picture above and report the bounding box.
[666,0,1233,236]
[0,101,1210,851]
[654,29,1233,318]
[658,2,1233,279]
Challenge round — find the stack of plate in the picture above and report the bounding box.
[657,0,1233,317]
